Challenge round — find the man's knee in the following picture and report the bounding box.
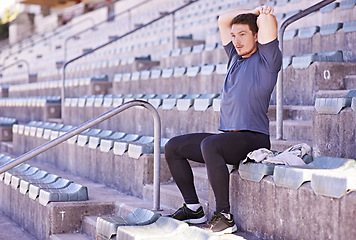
[164,136,182,160]
[200,135,218,156]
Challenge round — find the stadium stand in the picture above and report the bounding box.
[0,0,356,239]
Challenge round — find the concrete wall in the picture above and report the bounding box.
[9,13,35,44]
[313,108,356,159]
[230,173,356,240]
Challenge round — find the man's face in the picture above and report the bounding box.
[231,24,258,58]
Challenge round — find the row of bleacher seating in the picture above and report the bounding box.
[98,213,243,240]
[12,118,356,201]
[2,89,355,115]
[0,153,88,206]
[12,120,171,197]
[13,120,169,160]
[0,96,61,122]
[238,155,356,198]
[2,0,355,86]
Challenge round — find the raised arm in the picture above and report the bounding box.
[218,5,278,46]
[256,5,278,44]
[218,8,258,46]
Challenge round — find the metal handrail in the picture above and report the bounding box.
[0,100,162,211]
[276,0,336,140]
[0,59,30,79]
[61,0,198,115]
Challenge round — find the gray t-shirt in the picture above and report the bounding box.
[218,39,282,135]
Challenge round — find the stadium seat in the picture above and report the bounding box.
[273,157,355,189]
[96,208,161,240]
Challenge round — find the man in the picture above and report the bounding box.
[165,5,282,234]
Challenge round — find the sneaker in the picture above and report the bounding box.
[205,212,237,235]
[169,203,207,224]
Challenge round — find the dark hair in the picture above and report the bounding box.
[230,13,258,35]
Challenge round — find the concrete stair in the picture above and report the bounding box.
[0,212,36,240]
[269,120,313,141]
[50,233,91,240]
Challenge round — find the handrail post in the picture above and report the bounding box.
[145,102,162,211]
[276,0,335,140]
[0,100,162,210]
[171,12,175,50]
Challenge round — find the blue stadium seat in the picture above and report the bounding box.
[186,66,201,77]
[298,26,320,39]
[193,93,219,111]
[162,94,185,110]
[176,94,200,111]
[283,29,298,41]
[320,2,340,13]
[320,23,343,36]
[113,134,142,156]
[340,0,356,10]
[343,20,356,33]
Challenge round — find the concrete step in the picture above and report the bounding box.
[270,120,313,141]
[315,89,351,98]
[143,182,209,212]
[50,233,91,240]
[3,158,169,240]
[0,212,36,240]
[345,75,356,89]
[192,166,209,191]
[271,139,313,153]
[82,216,97,240]
[267,105,315,121]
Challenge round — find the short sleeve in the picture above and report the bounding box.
[258,38,282,72]
[223,41,238,69]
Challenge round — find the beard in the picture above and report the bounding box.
[236,44,257,58]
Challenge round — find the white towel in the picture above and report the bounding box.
[246,143,312,166]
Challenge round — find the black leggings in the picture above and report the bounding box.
[164,131,270,213]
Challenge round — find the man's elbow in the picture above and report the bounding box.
[257,14,277,29]
[218,14,230,28]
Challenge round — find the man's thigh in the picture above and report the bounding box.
[203,131,270,165]
[168,133,216,163]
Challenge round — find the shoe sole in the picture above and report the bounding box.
[183,215,207,224]
[213,224,238,235]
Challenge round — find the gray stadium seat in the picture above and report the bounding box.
[273,157,354,189]
[96,208,161,240]
[39,182,88,206]
[314,97,352,114]
[298,26,320,39]
[320,23,343,36]
[311,159,356,198]
[238,162,277,183]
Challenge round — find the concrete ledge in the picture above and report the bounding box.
[0,181,114,240]
[230,173,356,240]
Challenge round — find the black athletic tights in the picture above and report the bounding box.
[164,131,270,213]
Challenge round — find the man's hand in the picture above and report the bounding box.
[255,5,275,16]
